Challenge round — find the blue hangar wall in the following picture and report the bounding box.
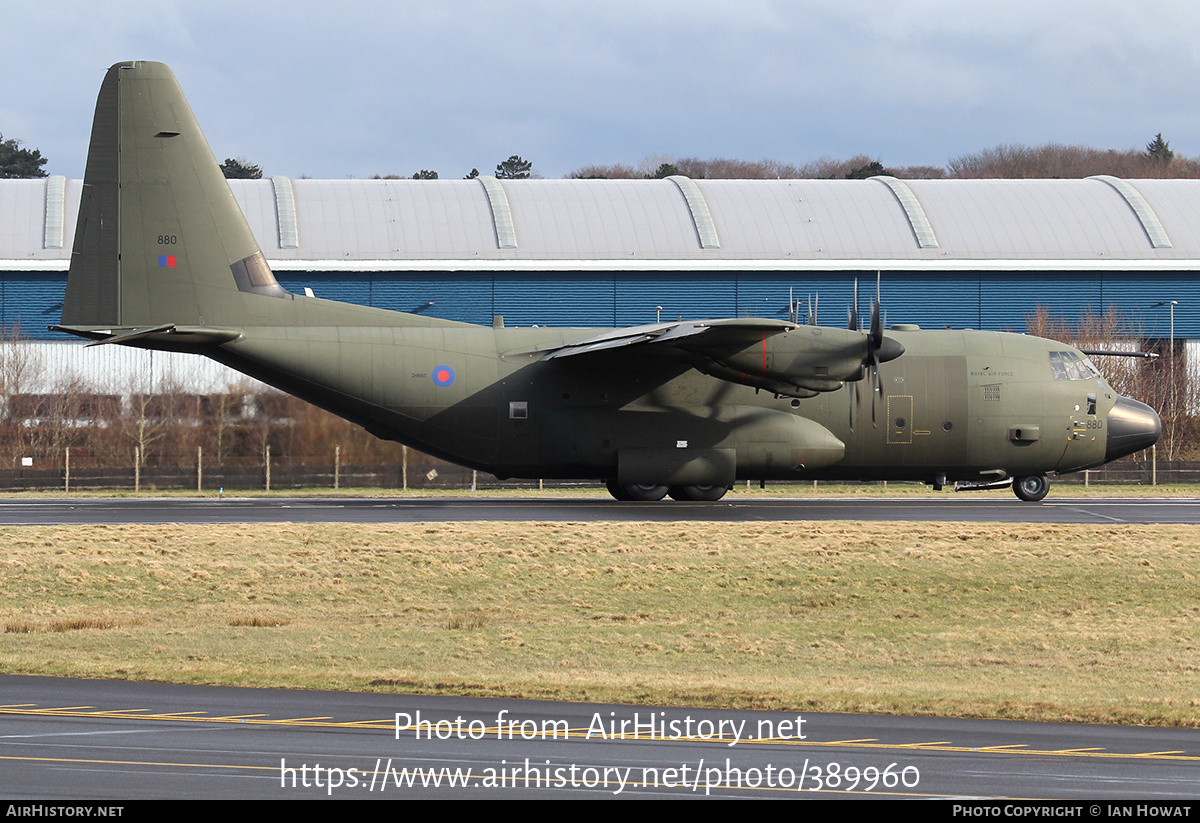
[6,268,1195,341]
[270,269,1195,335]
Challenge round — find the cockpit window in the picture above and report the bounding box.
[1049,350,1101,381]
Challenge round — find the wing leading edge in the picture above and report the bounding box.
[537,318,893,399]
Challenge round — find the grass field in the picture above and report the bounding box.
[3,520,1198,727]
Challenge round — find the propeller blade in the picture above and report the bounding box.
[871,347,882,428]
[849,380,858,431]
[854,271,900,430]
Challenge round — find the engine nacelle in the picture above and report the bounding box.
[698,326,901,397]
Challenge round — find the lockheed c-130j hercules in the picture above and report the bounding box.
[53,62,1161,502]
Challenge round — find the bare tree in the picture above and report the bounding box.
[949,142,1200,179]
[0,324,38,465]
[204,386,249,466]
[568,162,639,179]
[891,165,947,180]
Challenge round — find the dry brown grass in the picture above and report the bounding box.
[5,617,140,633]
[228,615,291,628]
[1,521,1198,726]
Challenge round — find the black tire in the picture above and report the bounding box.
[605,479,632,501]
[608,482,668,502]
[1013,474,1050,502]
[667,484,728,502]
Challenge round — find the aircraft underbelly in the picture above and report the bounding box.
[494,404,845,479]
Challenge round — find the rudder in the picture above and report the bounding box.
[62,61,287,331]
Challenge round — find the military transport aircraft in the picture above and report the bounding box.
[53,62,1161,502]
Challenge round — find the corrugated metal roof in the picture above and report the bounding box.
[42,175,67,250]
[666,175,720,249]
[477,175,518,249]
[0,179,83,261]
[871,176,938,249]
[5,175,1200,270]
[270,175,300,249]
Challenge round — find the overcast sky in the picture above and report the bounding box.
[6,1,1200,180]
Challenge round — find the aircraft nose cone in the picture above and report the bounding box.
[1106,396,1161,462]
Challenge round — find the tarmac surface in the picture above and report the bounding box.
[2,675,1197,800]
[0,495,1198,525]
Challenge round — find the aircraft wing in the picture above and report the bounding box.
[540,318,796,360]
[537,318,878,399]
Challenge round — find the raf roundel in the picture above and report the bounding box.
[432,366,455,387]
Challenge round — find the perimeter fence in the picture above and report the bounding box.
[0,453,1187,492]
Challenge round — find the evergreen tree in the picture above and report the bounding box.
[1145,133,1174,164]
[647,162,680,179]
[844,160,891,179]
[0,133,49,178]
[220,157,263,179]
[411,169,439,179]
[494,155,532,179]
[464,168,479,179]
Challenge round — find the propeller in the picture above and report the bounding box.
[848,273,904,430]
[848,279,860,430]
[847,278,859,332]
[870,275,884,427]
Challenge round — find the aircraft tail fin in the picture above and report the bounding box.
[61,61,287,332]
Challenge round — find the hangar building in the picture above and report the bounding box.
[0,173,1195,391]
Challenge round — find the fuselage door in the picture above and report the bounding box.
[886,395,914,444]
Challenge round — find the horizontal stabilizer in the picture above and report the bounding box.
[51,323,242,347]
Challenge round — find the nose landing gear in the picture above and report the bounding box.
[1013,473,1050,502]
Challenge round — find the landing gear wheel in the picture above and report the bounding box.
[1013,474,1050,502]
[605,479,632,501]
[606,480,668,501]
[667,484,729,502]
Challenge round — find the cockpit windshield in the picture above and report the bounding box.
[1049,350,1102,381]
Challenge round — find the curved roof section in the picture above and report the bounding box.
[3,175,1200,270]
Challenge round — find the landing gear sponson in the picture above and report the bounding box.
[606,480,729,501]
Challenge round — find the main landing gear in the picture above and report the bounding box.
[668,485,727,501]
[605,480,728,502]
[605,480,668,501]
[1012,473,1050,502]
